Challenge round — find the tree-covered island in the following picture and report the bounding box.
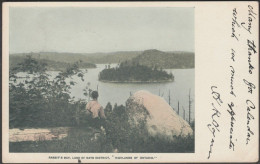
[98,62,174,83]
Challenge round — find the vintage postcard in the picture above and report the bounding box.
[2,1,259,163]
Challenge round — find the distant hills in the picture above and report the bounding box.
[10,49,194,70]
[9,55,96,71]
[86,51,142,64]
[10,51,142,64]
[130,49,194,69]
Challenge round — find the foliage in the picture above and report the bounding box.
[9,55,193,153]
[10,55,96,72]
[104,103,194,153]
[9,49,194,68]
[99,62,174,82]
[10,103,194,153]
[10,51,142,64]
[131,49,195,69]
[9,55,88,128]
[9,127,113,153]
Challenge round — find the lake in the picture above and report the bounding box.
[15,64,195,121]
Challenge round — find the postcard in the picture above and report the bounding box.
[2,1,259,163]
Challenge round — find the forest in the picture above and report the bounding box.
[10,49,194,68]
[130,49,194,69]
[9,55,193,153]
[10,55,96,71]
[99,61,174,82]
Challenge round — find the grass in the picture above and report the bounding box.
[10,127,113,153]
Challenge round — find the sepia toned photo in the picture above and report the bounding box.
[8,7,194,153]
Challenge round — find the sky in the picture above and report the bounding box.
[9,7,194,54]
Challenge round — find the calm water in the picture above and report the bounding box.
[15,64,195,121]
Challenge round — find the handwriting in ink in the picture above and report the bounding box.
[241,5,257,34]
[208,103,221,137]
[231,8,240,41]
[231,49,236,62]
[243,79,256,94]
[227,102,236,151]
[207,86,223,159]
[229,66,236,97]
[247,39,257,74]
[211,86,223,106]
[246,99,255,144]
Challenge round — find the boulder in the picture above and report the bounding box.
[126,90,193,140]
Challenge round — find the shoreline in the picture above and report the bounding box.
[99,79,174,83]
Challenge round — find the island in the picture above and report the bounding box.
[98,62,174,83]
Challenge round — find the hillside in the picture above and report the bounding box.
[86,51,142,63]
[10,51,142,64]
[130,49,194,69]
[10,49,194,69]
[10,52,91,63]
[9,55,96,71]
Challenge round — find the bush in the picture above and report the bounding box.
[9,55,89,128]
[9,127,113,152]
[104,103,194,153]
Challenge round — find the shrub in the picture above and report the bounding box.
[104,102,194,153]
[9,55,89,128]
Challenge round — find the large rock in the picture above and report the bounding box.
[126,90,193,140]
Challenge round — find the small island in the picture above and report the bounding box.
[98,62,174,83]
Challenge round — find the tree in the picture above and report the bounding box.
[9,55,88,127]
[98,61,174,82]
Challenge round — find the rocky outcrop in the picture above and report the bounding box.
[126,90,193,141]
